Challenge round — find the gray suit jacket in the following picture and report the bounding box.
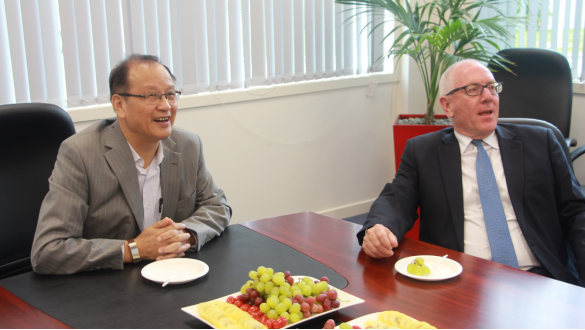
[31,118,231,274]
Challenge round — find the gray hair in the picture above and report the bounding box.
[439,59,487,96]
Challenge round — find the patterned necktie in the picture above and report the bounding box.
[471,139,519,268]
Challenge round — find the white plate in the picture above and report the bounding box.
[141,258,209,285]
[182,275,365,329]
[395,255,462,281]
[335,312,431,329]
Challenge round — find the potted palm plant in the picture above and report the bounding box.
[337,0,525,239]
[337,0,524,125]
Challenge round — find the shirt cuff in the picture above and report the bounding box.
[186,229,198,251]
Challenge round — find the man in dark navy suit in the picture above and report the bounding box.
[358,59,585,286]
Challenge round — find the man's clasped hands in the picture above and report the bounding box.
[132,218,193,261]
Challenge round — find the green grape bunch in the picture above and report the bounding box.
[226,266,342,328]
[406,257,431,276]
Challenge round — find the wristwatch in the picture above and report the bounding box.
[127,239,141,263]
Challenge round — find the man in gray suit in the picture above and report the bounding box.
[32,54,231,274]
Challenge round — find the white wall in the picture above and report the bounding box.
[73,77,398,224]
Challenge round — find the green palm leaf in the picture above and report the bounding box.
[337,0,526,124]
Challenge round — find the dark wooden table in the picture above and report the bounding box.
[241,212,585,329]
[1,211,584,328]
[0,285,70,328]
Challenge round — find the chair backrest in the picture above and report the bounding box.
[488,48,573,138]
[0,103,76,279]
[498,118,573,173]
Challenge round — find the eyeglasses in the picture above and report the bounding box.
[445,82,503,96]
[117,90,182,105]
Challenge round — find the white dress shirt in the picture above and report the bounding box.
[122,142,163,257]
[455,130,541,270]
[128,142,164,229]
[127,142,197,254]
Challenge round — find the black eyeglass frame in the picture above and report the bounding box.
[445,82,503,96]
[116,90,182,104]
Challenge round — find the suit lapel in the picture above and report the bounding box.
[438,131,465,251]
[103,122,144,231]
[497,126,525,226]
[160,137,181,220]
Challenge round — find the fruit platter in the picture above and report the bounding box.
[182,266,365,329]
[324,310,436,329]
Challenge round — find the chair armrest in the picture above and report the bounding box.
[566,138,577,148]
[570,145,585,162]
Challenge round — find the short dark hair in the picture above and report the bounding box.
[109,54,176,100]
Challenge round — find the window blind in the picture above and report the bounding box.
[498,0,585,80]
[0,0,391,108]
[4,0,65,106]
[0,1,14,103]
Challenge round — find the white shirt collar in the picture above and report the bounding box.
[128,142,165,168]
[453,130,499,154]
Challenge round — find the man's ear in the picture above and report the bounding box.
[111,94,126,119]
[439,95,453,118]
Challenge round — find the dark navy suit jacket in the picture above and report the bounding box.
[358,124,585,286]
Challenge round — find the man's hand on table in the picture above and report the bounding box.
[125,218,192,262]
[155,217,195,260]
[362,224,399,258]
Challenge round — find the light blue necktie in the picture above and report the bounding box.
[471,139,519,268]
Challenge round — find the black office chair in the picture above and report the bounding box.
[488,48,577,148]
[0,103,76,279]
